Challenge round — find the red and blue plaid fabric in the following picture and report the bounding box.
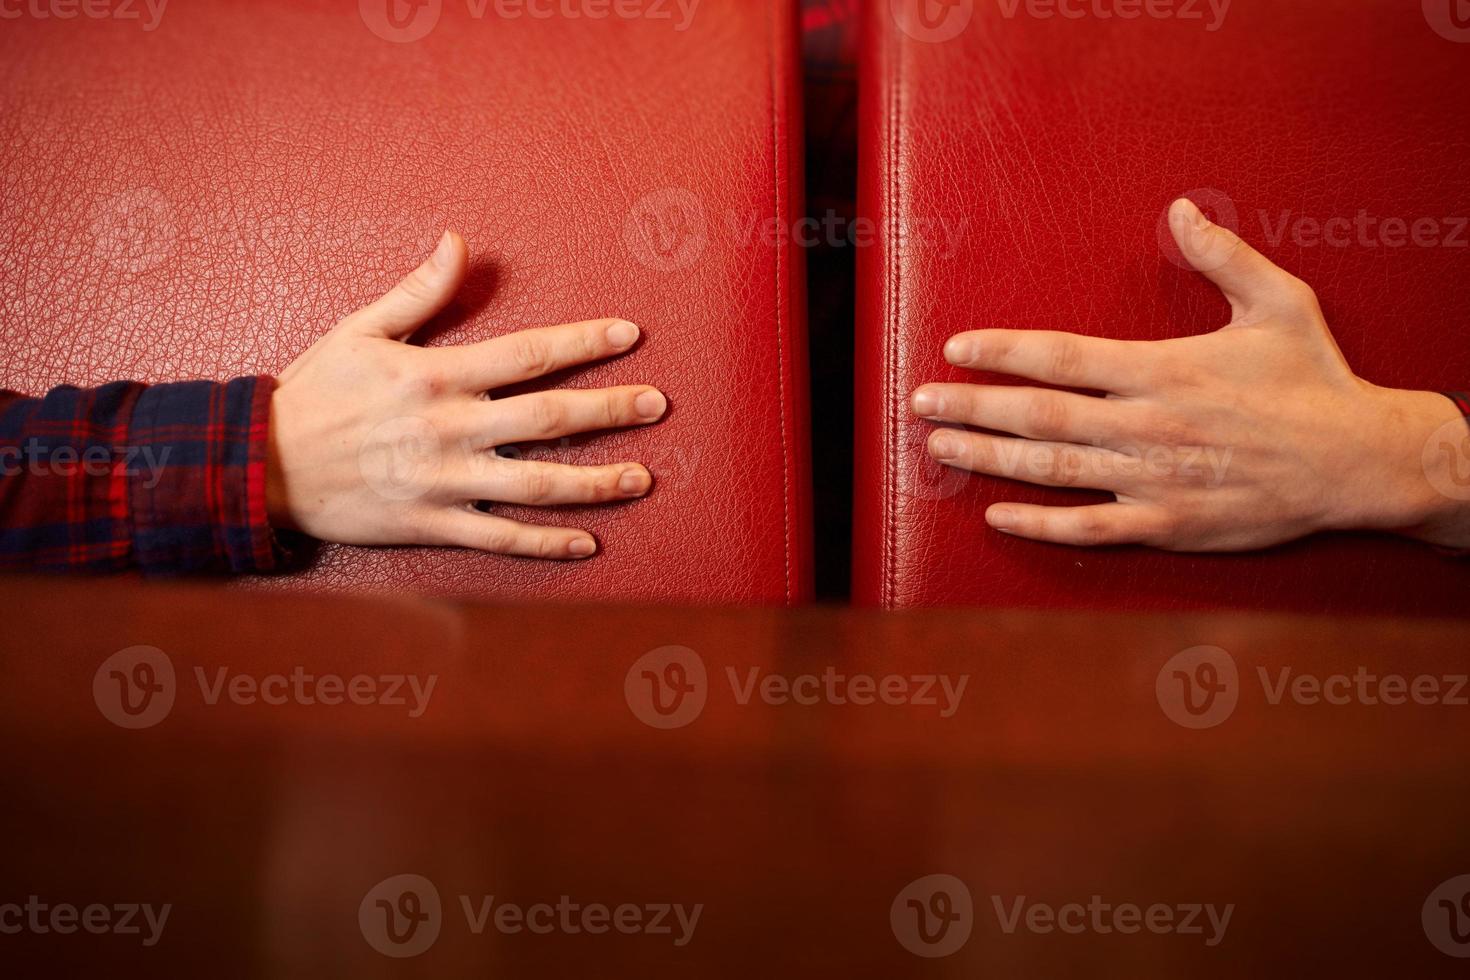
[0,377,286,576]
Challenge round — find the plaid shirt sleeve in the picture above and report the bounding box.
[0,376,291,576]
[1448,391,1470,421]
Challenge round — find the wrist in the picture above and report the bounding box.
[1346,385,1470,549]
[265,382,302,533]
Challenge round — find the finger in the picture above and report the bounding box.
[342,230,468,340]
[984,502,1167,548]
[928,429,1137,492]
[943,329,1150,394]
[1168,198,1305,317]
[911,383,1131,445]
[446,458,653,507]
[428,508,599,560]
[442,318,642,392]
[482,386,667,445]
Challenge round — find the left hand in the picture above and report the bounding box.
[909,198,1470,552]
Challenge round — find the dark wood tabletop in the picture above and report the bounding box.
[2,576,1467,977]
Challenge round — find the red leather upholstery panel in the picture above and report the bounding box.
[0,0,812,604]
[855,0,1470,612]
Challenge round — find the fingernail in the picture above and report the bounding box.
[619,468,651,495]
[930,432,959,460]
[944,337,977,364]
[431,230,455,268]
[568,537,597,557]
[635,389,667,421]
[987,508,1015,531]
[606,320,639,350]
[911,389,941,417]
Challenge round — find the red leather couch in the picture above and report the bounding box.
[0,0,812,604]
[855,0,1470,612]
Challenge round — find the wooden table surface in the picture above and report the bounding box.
[2,576,1468,977]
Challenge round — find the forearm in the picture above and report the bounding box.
[0,377,291,575]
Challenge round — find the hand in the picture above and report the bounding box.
[910,198,1470,552]
[267,231,668,559]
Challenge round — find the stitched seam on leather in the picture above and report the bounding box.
[771,0,792,606]
[884,23,904,607]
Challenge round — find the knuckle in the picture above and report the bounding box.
[594,467,623,501]
[1024,394,1070,437]
[531,532,561,560]
[579,326,604,361]
[1148,412,1197,450]
[396,268,436,305]
[1052,447,1088,487]
[606,390,633,427]
[1047,336,1084,382]
[510,335,555,377]
[1071,511,1113,547]
[1275,275,1320,313]
[399,364,446,401]
[528,398,565,437]
[519,466,556,503]
[479,524,516,554]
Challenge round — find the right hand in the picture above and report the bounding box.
[266,230,667,560]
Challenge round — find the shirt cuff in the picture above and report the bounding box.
[127,376,290,575]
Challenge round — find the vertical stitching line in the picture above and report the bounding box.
[885,23,904,607]
[772,1,792,604]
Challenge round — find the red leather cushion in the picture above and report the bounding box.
[855,1,1470,612]
[0,0,812,604]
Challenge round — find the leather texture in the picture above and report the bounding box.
[0,0,813,604]
[855,0,1470,612]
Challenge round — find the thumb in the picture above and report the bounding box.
[1169,198,1303,320]
[343,230,468,340]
